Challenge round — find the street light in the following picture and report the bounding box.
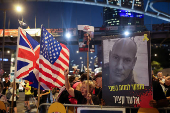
[66,32,71,39]
[16,6,22,12]
[1,6,22,70]
[124,31,130,36]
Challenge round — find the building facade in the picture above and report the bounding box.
[103,0,144,32]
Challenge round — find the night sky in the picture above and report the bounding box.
[0,0,169,29]
[0,0,169,71]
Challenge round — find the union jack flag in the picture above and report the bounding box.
[39,26,69,88]
[15,27,48,89]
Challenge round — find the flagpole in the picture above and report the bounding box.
[36,82,40,113]
[11,77,15,113]
[87,35,90,105]
[35,15,36,29]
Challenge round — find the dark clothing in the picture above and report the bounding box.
[40,90,49,104]
[34,89,38,97]
[152,81,169,108]
[94,87,102,104]
[94,87,100,96]
[40,90,50,113]
[25,95,31,101]
[58,90,71,104]
[8,101,17,107]
[2,81,10,95]
[74,90,99,105]
[97,88,102,104]
[47,93,51,103]
[152,81,166,101]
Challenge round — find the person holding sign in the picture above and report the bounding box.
[64,69,99,105]
[108,38,137,85]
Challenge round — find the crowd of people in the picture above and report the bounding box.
[1,68,170,113]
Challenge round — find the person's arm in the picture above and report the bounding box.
[40,91,50,97]
[22,84,30,90]
[64,69,75,97]
[166,96,170,100]
[149,99,169,108]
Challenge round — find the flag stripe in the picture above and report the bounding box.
[39,68,64,86]
[60,52,69,63]
[18,45,34,54]
[16,67,34,79]
[18,48,34,61]
[39,77,55,88]
[60,43,69,52]
[39,57,65,82]
[53,62,65,71]
[60,49,69,61]
[58,56,69,67]
[39,59,65,80]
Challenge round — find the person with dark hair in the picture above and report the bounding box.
[94,72,105,105]
[69,75,75,87]
[58,75,77,104]
[39,90,50,113]
[2,74,10,95]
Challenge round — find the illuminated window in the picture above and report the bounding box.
[90,61,92,63]
[80,57,82,59]
[117,23,119,25]
[81,61,83,63]
[91,57,93,59]
[128,23,131,25]
[0,58,8,61]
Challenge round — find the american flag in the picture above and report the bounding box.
[15,27,48,90]
[39,26,69,88]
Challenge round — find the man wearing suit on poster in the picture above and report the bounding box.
[107,38,137,85]
[79,31,94,52]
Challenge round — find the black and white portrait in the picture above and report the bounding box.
[103,36,149,86]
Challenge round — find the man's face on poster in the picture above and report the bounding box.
[83,33,89,41]
[109,38,137,84]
